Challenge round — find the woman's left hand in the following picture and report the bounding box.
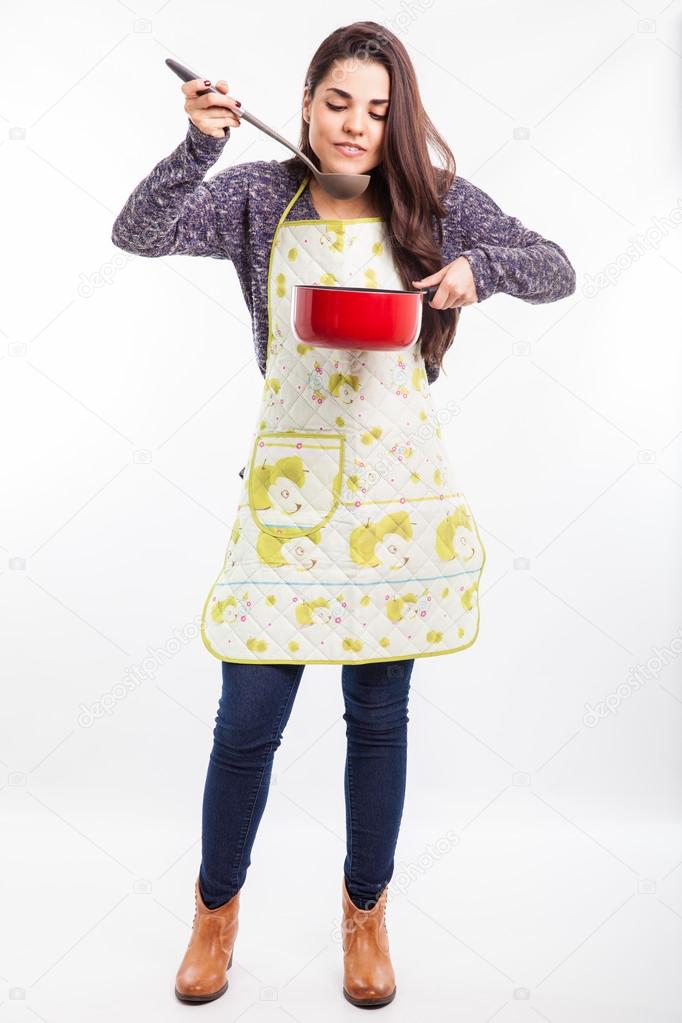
[412,257,479,309]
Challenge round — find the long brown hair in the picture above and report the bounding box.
[282,21,460,380]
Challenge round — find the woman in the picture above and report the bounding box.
[112,21,575,1009]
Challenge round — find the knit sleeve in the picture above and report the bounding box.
[111,119,250,261]
[454,177,576,304]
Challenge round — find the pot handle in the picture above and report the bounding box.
[419,285,439,301]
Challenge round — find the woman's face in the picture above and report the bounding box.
[303,59,390,175]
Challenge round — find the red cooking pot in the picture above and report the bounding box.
[290,283,440,352]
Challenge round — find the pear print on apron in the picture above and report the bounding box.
[200,175,486,665]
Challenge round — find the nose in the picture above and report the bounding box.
[342,109,367,137]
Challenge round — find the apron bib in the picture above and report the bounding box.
[200,175,486,665]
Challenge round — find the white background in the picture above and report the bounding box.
[2,0,681,1019]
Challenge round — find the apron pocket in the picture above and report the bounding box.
[247,429,345,538]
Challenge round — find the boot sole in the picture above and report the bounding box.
[174,949,234,1003]
[343,984,396,1008]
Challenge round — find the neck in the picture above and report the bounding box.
[308,176,379,218]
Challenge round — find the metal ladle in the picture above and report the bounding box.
[165,59,371,200]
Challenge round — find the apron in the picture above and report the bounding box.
[200,174,486,665]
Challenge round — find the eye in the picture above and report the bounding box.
[325,101,387,121]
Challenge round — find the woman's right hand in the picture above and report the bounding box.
[183,79,242,139]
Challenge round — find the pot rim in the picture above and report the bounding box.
[292,284,427,297]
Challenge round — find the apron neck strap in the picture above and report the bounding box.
[278,174,311,228]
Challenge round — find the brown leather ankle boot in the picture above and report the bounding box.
[174,876,240,1003]
[341,877,396,1008]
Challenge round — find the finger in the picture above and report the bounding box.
[435,286,455,309]
[186,94,241,119]
[198,92,242,111]
[411,268,446,286]
[428,285,453,309]
[205,112,242,128]
[445,290,469,309]
[181,77,216,98]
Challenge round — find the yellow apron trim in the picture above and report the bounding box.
[265,176,308,368]
[282,217,384,226]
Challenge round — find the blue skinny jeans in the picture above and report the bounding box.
[198,657,414,911]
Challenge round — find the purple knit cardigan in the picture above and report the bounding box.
[111,118,576,384]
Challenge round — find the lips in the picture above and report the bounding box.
[333,143,366,155]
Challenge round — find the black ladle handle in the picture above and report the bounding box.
[166,58,229,135]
